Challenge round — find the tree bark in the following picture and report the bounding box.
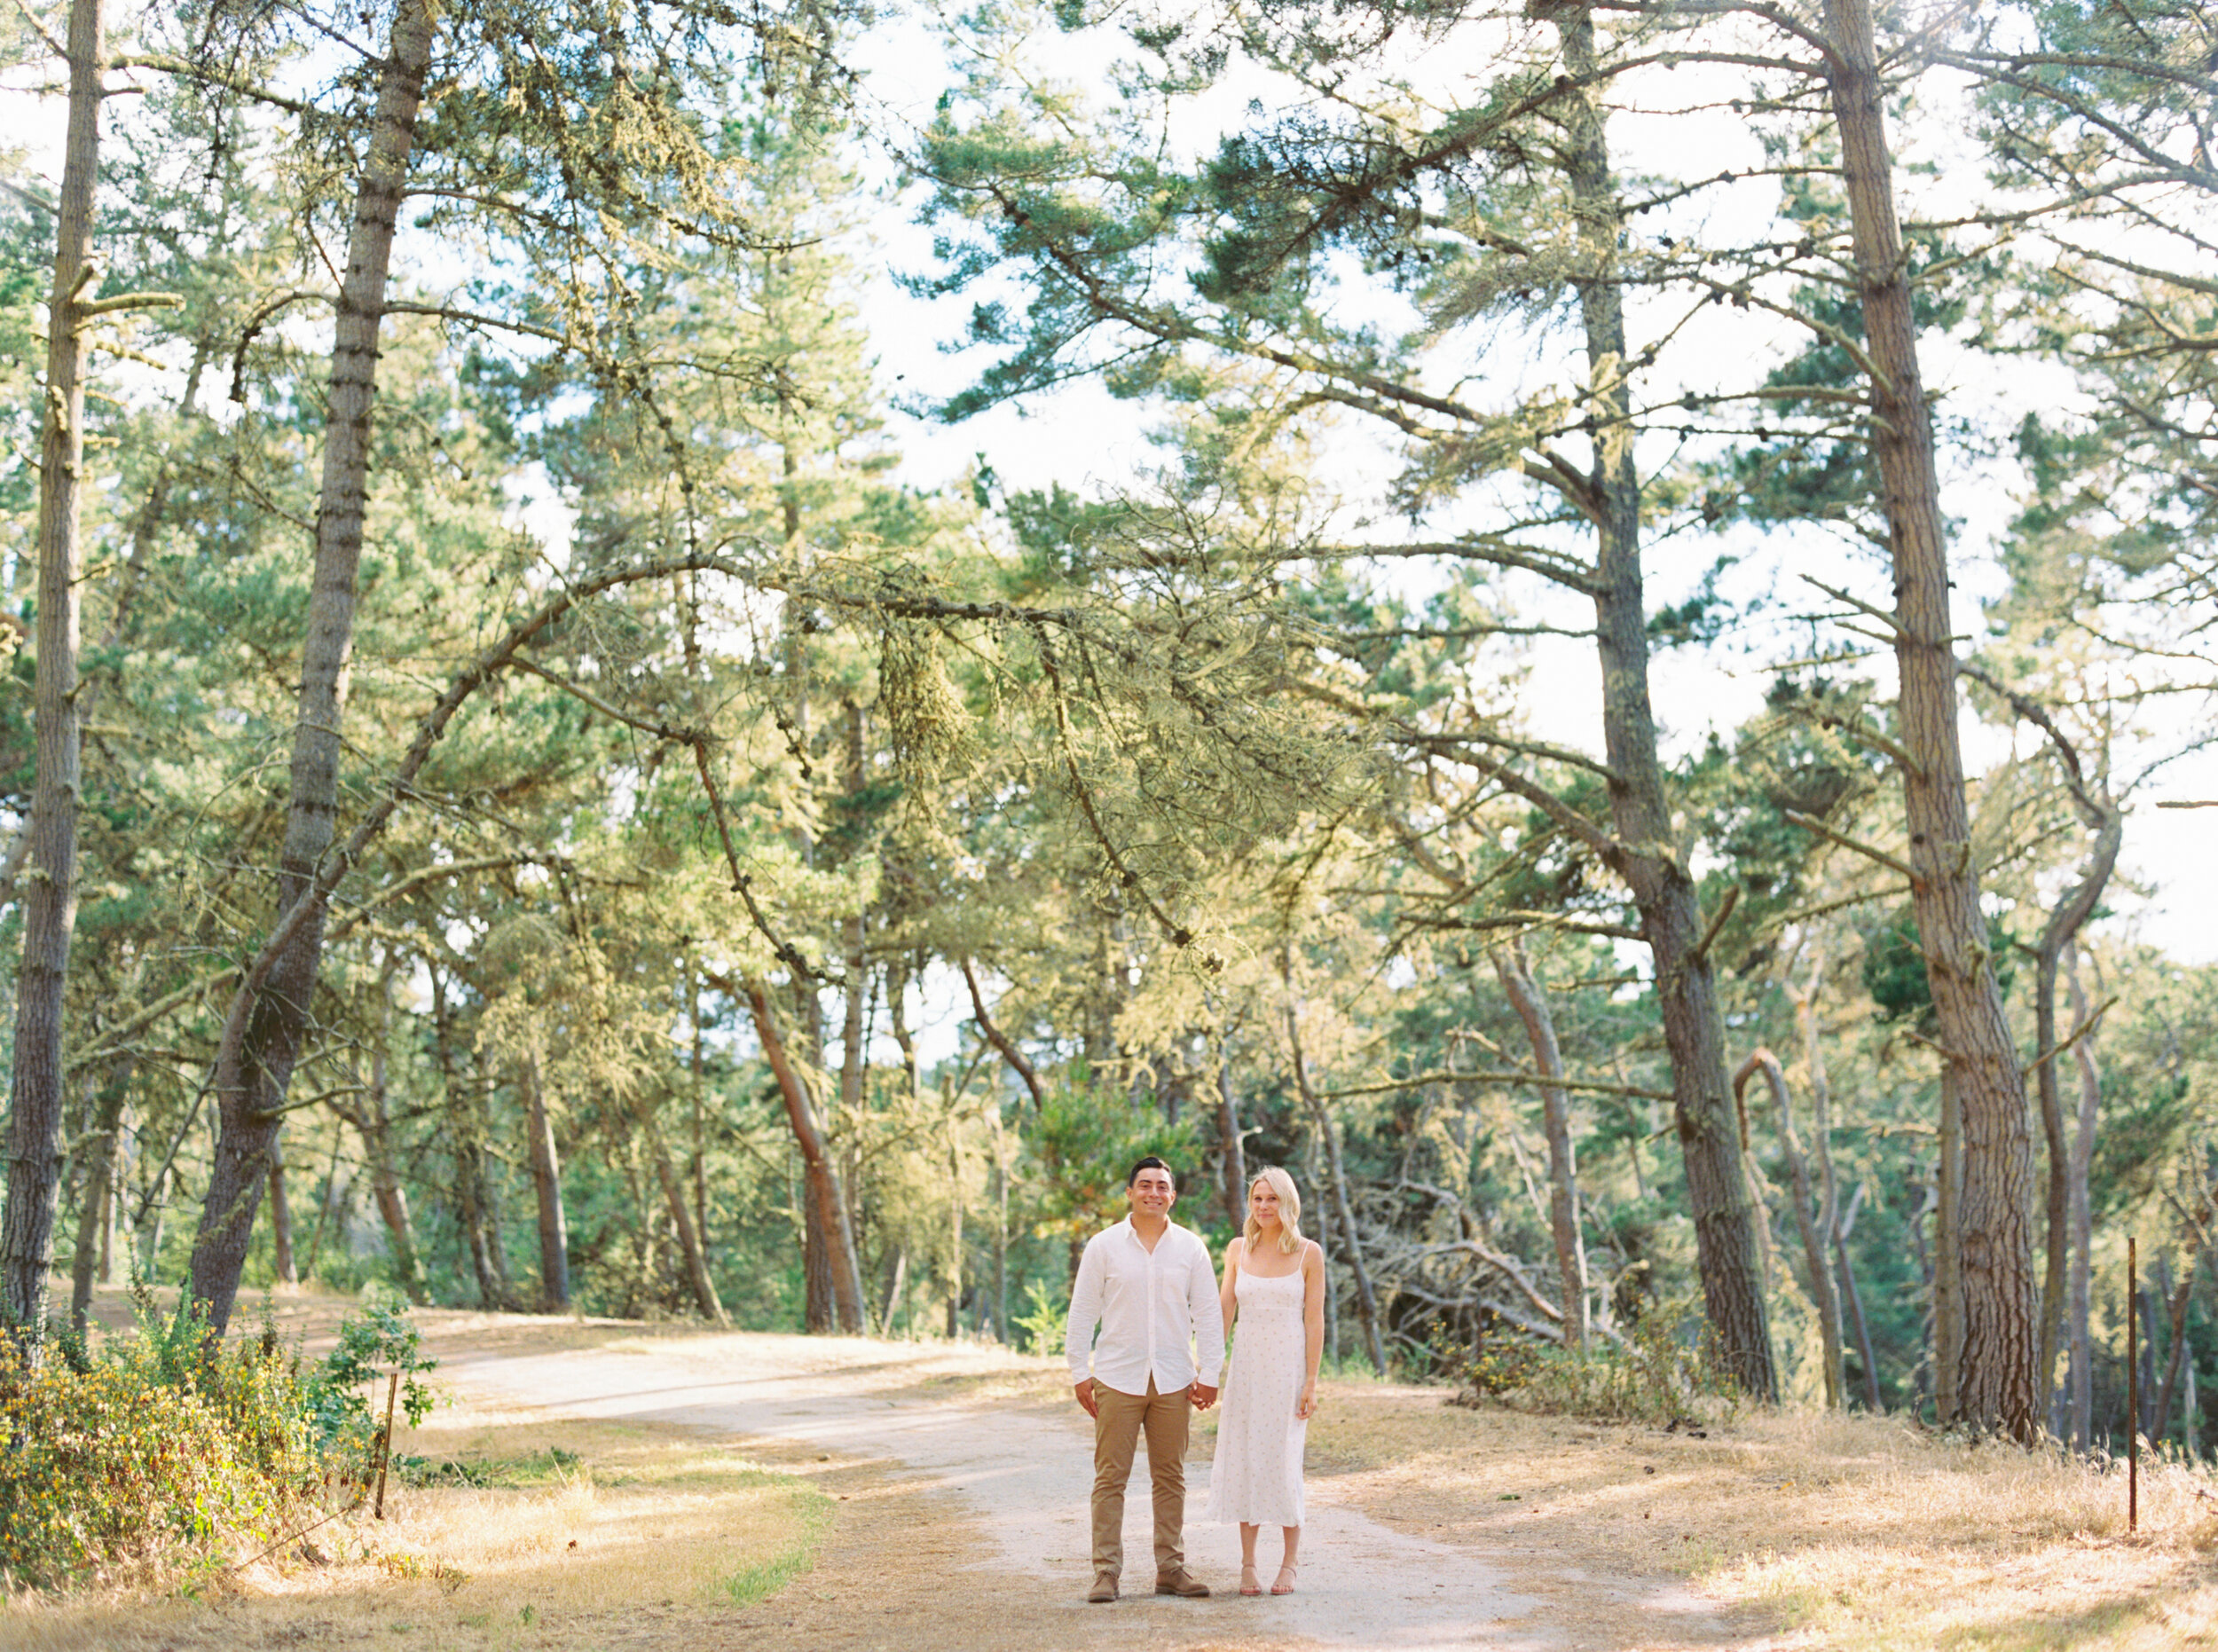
[1797,964,1862,1405]
[267,1137,298,1286]
[1,0,104,1352]
[688,960,708,1263]
[67,1059,131,1339]
[186,0,438,1334]
[344,966,424,1303]
[1492,936,1588,1349]
[944,1121,963,1338]
[1833,1184,1884,1410]
[1307,1121,1340,1363]
[748,980,866,1332]
[1216,1050,1247,1237]
[641,1095,724,1323]
[1821,0,2041,1439]
[1933,1063,1964,1420]
[1553,3,1775,1400]
[962,956,1044,1107]
[454,1088,511,1310]
[1281,951,1385,1375]
[2066,941,2102,1449]
[2152,1255,2192,1447]
[522,1052,570,1311]
[2033,792,2120,1404]
[1734,1049,1845,1407]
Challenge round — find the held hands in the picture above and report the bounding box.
[1296,1380,1318,1420]
[1190,1381,1218,1411]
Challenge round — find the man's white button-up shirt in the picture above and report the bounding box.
[1066,1216,1226,1396]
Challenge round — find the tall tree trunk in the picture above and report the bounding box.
[945,1123,964,1339]
[688,959,708,1260]
[1493,936,1588,1349]
[991,1110,1010,1340]
[883,1247,908,1334]
[185,0,437,1333]
[1734,1050,1845,1407]
[1553,4,1774,1400]
[303,1121,342,1283]
[454,1094,509,1310]
[347,966,424,1304]
[1281,951,1385,1376]
[2152,1255,2192,1447]
[2033,798,2120,1404]
[522,1052,570,1311]
[267,1137,298,1286]
[748,980,866,1332]
[802,1168,833,1330]
[1216,1046,1247,1236]
[67,1059,131,1339]
[1821,0,2041,1439]
[1833,1184,1884,1410]
[1306,1121,1340,1363]
[641,1095,724,1323]
[2066,942,2102,1449]
[435,976,509,1311]
[1,0,105,1351]
[1797,963,1862,1405]
[1933,1063,1964,1420]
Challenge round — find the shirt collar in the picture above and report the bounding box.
[1116,1215,1185,1247]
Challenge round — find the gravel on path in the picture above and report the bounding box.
[437,1329,1762,1652]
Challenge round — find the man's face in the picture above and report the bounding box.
[1129,1167,1176,1220]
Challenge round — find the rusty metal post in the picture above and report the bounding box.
[374,1370,399,1520]
[2128,1236,2138,1535]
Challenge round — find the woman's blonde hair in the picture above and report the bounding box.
[1242,1167,1305,1255]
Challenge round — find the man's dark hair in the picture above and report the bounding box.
[1127,1155,1177,1188]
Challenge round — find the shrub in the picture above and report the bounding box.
[300,1284,438,1457]
[0,1287,439,1591]
[1011,1280,1067,1357]
[0,1311,316,1588]
[1451,1303,1744,1428]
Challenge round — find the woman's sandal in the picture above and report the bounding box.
[1239,1564,1262,1596]
[1270,1564,1298,1596]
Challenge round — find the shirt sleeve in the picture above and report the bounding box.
[1189,1237,1226,1385]
[1066,1235,1106,1384]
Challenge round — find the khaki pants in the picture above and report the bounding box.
[1089,1378,1189,1579]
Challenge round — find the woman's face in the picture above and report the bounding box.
[1248,1180,1281,1231]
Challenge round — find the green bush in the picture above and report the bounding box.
[0,1318,313,1587]
[1011,1279,1067,1357]
[1453,1304,1744,1428]
[0,1288,438,1590]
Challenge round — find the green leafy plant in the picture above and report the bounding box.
[1454,1302,1744,1428]
[301,1283,440,1455]
[1011,1279,1068,1357]
[0,1283,441,1590]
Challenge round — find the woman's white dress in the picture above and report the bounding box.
[1206,1262,1308,1528]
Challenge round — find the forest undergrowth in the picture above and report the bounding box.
[920,1320,2218,1649]
[14,1292,2218,1650]
[1316,1386,2218,1650]
[2,1346,832,1652]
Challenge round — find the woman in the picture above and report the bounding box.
[1205,1166,1325,1596]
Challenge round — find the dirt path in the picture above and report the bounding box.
[435,1327,1766,1651]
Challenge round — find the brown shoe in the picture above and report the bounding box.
[1155,1569,1210,1598]
[1088,1574,1119,1603]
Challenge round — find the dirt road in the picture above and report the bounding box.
[438,1327,1761,1652]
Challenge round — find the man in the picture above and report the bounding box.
[1065,1154,1226,1604]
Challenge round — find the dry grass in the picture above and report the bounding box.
[1307,1383,2218,1650]
[2,1392,830,1651]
